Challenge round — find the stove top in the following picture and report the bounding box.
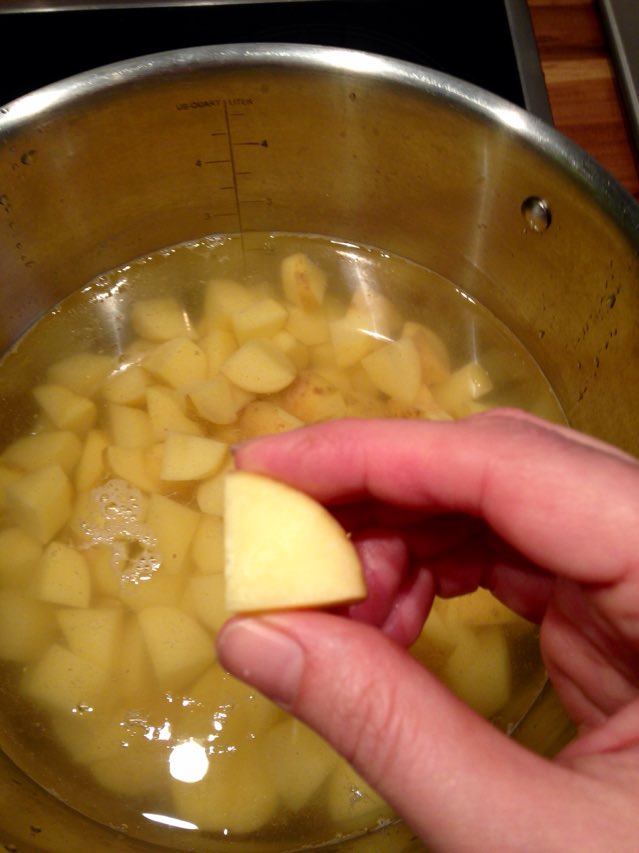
[0,0,551,122]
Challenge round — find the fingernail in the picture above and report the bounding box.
[217,618,304,709]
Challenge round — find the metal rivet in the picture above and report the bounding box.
[521,196,552,233]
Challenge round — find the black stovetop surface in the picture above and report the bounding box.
[0,1,528,109]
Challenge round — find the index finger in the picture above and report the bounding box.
[235,411,639,585]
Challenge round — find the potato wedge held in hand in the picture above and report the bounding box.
[224,472,366,611]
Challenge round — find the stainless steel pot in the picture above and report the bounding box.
[1,44,638,852]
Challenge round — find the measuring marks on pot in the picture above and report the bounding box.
[179,97,272,251]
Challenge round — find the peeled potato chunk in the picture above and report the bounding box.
[238,401,303,439]
[222,339,297,394]
[361,337,421,405]
[130,297,192,342]
[33,385,97,434]
[440,587,526,629]
[224,472,365,611]
[161,433,227,481]
[109,404,153,449]
[182,573,231,633]
[75,430,108,493]
[3,431,82,475]
[102,365,150,406]
[138,605,215,691]
[56,607,123,672]
[48,352,115,398]
[196,461,233,516]
[7,464,72,544]
[0,527,42,587]
[199,328,238,376]
[231,297,288,344]
[147,494,200,574]
[146,386,203,440]
[172,747,279,834]
[23,643,108,714]
[144,337,207,389]
[0,590,56,663]
[276,371,347,423]
[205,278,254,320]
[187,375,242,426]
[431,361,494,418]
[261,718,339,811]
[191,515,224,575]
[106,446,160,494]
[34,542,91,608]
[443,626,511,718]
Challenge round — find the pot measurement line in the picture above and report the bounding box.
[223,100,245,259]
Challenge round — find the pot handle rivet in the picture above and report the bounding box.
[521,196,552,232]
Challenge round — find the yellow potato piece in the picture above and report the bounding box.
[205,278,255,320]
[146,386,203,440]
[402,321,451,385]
[172,747,279,834]
[23,643,108,714]
[286,306,329,346]
[108,404,153,449]
[138,605,215,691]
[329,311,381,368]
[7,464,73,544]
[199,328,238,377]
[75,429,108,493]
[84,545,120,598]
[350,287,402,339]
[231,297,288,344]
[118,616,157,701]
[144,337,207,389]
[56,607,123,672]
[182,574,231,633]
[48,352,115,398]
[431,361,494,418]
[102,364,151,406]
[33,385,97,434]
[161,433,228,481]
[440,587,526,629]
[361,337,421,405]
[276,371,347,423]
[191,515,224,575]
[224,472,365,611]
[222,339,297,394]
[196,461,233,516]
[187,376,241,426]
[281,252,328,310]
[238,401,303,439]
[3,431,82,475]
[120,573,185,612]
[272,329,309,369]
[130,297,192,342]
[51,709,124,765]
[106,446,160,494]
[443,625,511,718]
[0,590,56,663]
[34,542,91,608]
[0,465,21,512]
[148,493,200,574]
[261,718,339,811]
[0,527,42,587]
[412,606,457,658]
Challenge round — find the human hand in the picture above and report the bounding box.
[217,411,639,851]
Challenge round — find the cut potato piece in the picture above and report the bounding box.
[402,321,451,385]
[286,306,329,346]
[24,643,108,714]
[231,297,288,344]
[91,742,166,797]
[361,337,421,405]
[3,431,82,475]
[7,465,72,544]
[281,252,328,310]
[191,515,224,575]
[182,574,231,633]
[327,762,392,825]
[120,573,185,613]
[276,371,347,423]
[130,297,192,342]
[187,376,241,426]
[0,465,21,512]
[205,278,254,320]
[84,546,120,598]
[222,339,297,394]
[106,446,160,494]
[109,404,153,450]
[48,353,115,398]
[0,590,56,662]
[431,361,494,418]
[144,337,207,389]
[172,747,279,834]
[329,311,381,368]
[440,588,525,628]
[34,542,91,608]
[412,606,456,657]
[443,626,511,718]
[33,385,97,434]
[51,711,124,765]
[138,606,215,691]
[75,430,108,493]
[224,472,365,611]
[102,365,150,406]
[350,287,402,339]
[261,718,338,811]
[199,328,238,377]
[57,607,123,672]
[196,461,233,516]
[147,493,200,574]
[272,329,309,370]
[238,401,303,439]
[0,527,42,587]
[146,386,203,440]
[119,616,156,701]
[161,433,227,481]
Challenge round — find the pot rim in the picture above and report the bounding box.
[1,42,638,242]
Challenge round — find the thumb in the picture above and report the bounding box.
[217,612,608,851]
